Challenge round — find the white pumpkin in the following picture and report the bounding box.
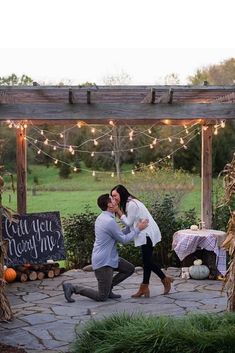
[189,264,209,279]
[190,224,198,231]
[193,259,203,266]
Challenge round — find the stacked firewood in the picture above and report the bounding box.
[13,263,65,282]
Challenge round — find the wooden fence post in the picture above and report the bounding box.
[16,126,27,214]
[201,125,213,228]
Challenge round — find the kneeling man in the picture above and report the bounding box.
[63,193,148,302]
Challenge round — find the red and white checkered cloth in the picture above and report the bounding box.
[172,229,227,275]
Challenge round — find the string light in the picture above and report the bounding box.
[60,133,64,138]
[54,159,58,164]
[94,139,98,146]
[9,119,200,177]
[110,135,113,141]
[221,120,226,128]
[148,129,152,134]
[24,124,199,177]
[109,120,115,126]
[111,172,114,177]
[44,139,49,145]
[73,167,77,172]
[180,138,184,144]
[91,128,96,134]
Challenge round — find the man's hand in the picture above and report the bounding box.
[137,218,149,231]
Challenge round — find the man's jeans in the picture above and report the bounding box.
[74,257,135,301]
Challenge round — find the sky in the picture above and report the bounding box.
[1,0,235,85]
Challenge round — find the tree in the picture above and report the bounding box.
[188,58,235,85]
[103,70,132,85]
[164,73,180,85]
[0,73,33,86]
[102,71,132,180]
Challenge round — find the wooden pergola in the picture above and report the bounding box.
[0,84,235,227]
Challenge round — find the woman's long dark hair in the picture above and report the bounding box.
[110,184,136,213]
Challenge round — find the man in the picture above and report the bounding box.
[63,193,148,302]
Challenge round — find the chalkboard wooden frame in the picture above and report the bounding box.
[2,211,66,265]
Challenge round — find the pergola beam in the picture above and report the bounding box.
[0,103,235,122]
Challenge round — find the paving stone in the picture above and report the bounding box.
[20,313,57,325]
[0,329,44,350]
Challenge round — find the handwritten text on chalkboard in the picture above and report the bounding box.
[3,212,66,265]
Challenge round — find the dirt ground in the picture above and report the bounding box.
[0,343,27,353]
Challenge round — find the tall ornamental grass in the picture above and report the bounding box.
[72,312,235,353]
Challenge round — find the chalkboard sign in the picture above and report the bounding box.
[2,211,66,265]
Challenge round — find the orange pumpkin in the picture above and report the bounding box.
[4,268,17,283]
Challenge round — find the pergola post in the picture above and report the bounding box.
[201,125,213,228]
[16,126,27,214]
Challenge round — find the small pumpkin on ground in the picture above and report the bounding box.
[4,268,17,283]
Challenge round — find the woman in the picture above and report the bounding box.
[111,184,173,297]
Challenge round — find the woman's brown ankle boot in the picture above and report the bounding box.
[131,283,150,298]
[161,276,174,295]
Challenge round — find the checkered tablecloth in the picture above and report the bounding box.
[172,229,227,275]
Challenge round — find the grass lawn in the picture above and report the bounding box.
[2,164,222,218]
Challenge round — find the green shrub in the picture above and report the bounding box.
[151,194,197,268]
[62,207,97,268]
[72,312,235,353]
